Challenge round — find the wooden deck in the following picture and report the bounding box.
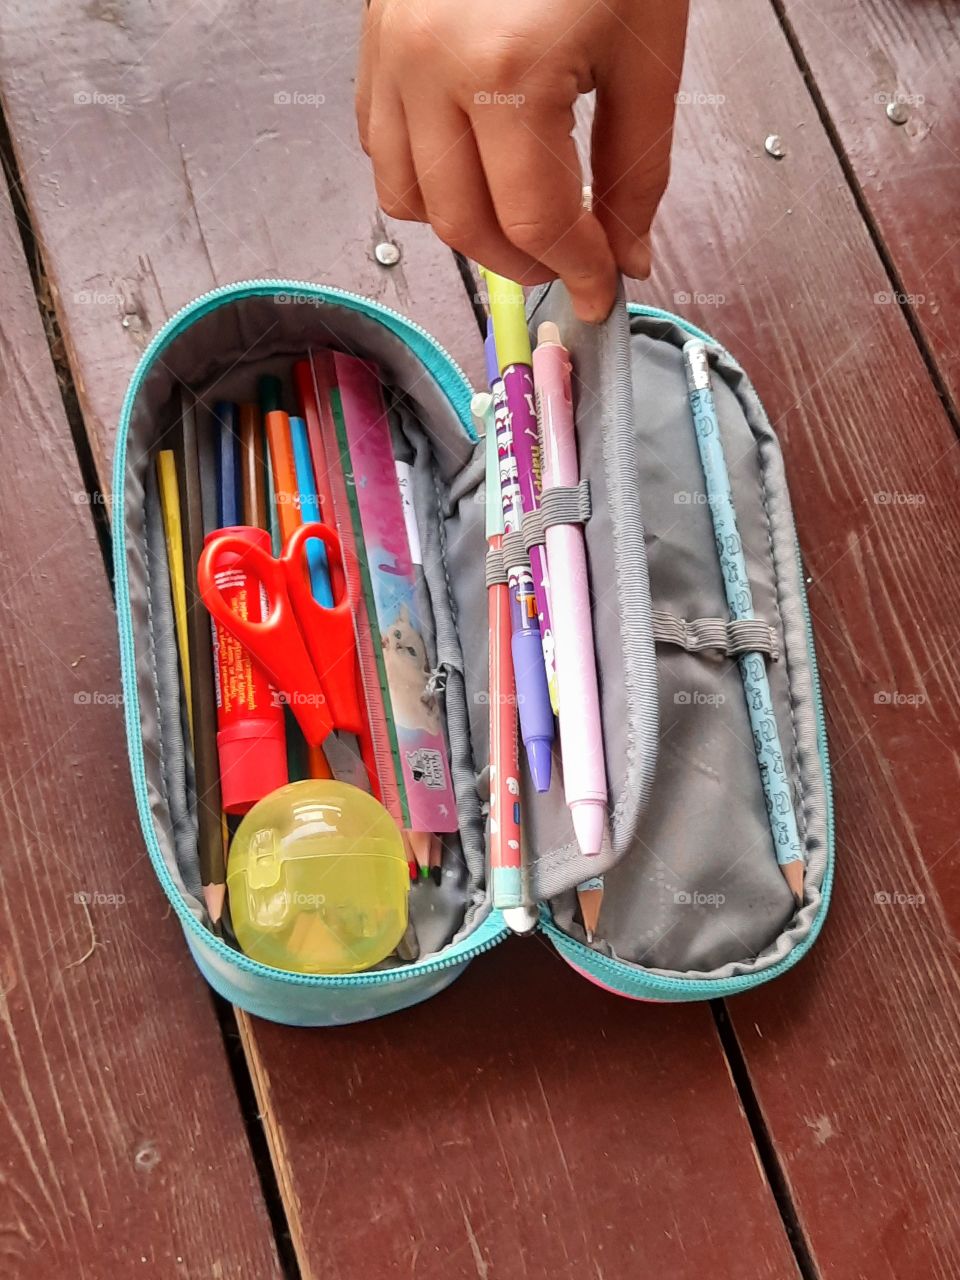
[0,1,958,1276]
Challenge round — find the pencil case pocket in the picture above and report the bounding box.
[113,277,832,1024]
[536,295,833,998]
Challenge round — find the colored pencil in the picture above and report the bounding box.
[238,402,268,530]
[682,340,805,905]
[474,390,524,907]
[173,391,226,927]
[213,401,242,528]
[156,450,193,741]
[576,876,604,943]
[261,382,332,782]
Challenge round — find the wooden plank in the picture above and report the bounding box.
[241,939,798,1280]
[0,180,281,1274]
[628,0,960,1276]
[779,0,960,412]
[0,3,802,1275]
[0,0,485,489]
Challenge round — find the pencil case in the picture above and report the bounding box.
[113,278,833,1025]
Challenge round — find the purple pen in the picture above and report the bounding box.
[485,278,558,715]
[486,326,553,793]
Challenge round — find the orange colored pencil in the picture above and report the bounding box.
[263,403,331,780]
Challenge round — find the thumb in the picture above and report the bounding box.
[590,0,689,279]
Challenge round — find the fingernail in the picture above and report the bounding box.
[623,234,652,281]
[572,288,615,325]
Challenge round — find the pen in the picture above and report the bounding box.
[484,270,559,714]
[473,391,534,928]
[682,340,805,906]
[486,325,554,794]
[533,322,608,856]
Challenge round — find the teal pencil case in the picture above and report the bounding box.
[113,279,833,1025]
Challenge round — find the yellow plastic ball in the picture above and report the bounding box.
[226,780,410,974]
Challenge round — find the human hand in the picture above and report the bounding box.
[356,0,689,322]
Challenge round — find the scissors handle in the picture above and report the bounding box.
[197,527,334,746]
[283,522,366,736]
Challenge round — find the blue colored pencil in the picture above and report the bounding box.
[682,340,805,905]
[213,401,242,528]
[289,414,334,607]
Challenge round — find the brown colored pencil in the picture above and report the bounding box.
[238,402,268,529]
[173,390,226,927]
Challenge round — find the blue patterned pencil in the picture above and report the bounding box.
[682,340,805,906]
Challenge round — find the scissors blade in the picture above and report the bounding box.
[284,521,366,736]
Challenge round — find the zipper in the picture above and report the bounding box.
[114,283,832,999]
[113,278,508,989]
[535,303,835,1001]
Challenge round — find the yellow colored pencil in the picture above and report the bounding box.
[156,449,194,743]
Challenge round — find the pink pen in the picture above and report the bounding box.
[533,322,608,856]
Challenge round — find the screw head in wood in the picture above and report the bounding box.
[886,99,909,125]
[374,241,401,266]
[764,134,786,159]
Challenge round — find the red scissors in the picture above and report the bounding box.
[198,521,365,748]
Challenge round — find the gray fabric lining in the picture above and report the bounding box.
[119,285,828,986]
[653,611,779,658]
[544,309,828,978]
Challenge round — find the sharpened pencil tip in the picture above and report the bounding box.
[783,859,805,906]
[203,882,226,927]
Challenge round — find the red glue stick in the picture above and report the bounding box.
[204,525,287,813]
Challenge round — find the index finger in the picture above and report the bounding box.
[469,95,618,322]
